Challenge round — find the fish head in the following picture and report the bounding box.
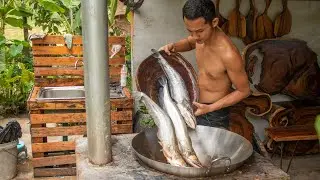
[162,147,187,167]
[184,154,203,168]
[167,157,188,167]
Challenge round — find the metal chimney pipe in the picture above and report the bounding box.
[81,0,112,165]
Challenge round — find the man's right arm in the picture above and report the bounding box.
[160,36,196,55]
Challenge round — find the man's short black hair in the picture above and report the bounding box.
[183,0,216,23]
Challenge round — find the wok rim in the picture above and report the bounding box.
[131,126,253,177]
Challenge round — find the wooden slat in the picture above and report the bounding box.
[27,88,39,109]
[28,101,85,110]
[34,76,120,86]
[34,167,76,177]
[31,124,132,137]
[34,67,83,76]
[112,111,132,121]
[31,114,46,158]
[30,113,86,124]
[30,111,132,124]
[35,78,84,87]
[31,126,86,137]
[266,125,318,142]
[34,66,121,76]
[34,56,82,66]
[33,57,125,66]
[28,98,133,110]
[112,124,132,134]
[32,46,125,56]
[32,46,83,55]
[32,141,75,153]
[32,154,76,167]
[31,35,125,45]
[110,98,134,108]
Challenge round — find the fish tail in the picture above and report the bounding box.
[151,48,160,58]
[177,103,197,129]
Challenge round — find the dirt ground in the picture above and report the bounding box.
[0,114,319,180]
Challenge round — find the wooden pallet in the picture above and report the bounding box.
[31,35,126,86]
[27,35,133,177]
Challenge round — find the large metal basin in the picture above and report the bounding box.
[132,126,253,178]
[36,85,126,100]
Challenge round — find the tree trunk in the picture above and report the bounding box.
[22,1,30,57]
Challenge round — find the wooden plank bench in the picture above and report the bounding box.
[265,125,318,173]
[27,35,133,177]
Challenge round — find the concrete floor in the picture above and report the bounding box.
[1,114,319,180]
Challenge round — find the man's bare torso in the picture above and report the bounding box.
[196,31,237,104]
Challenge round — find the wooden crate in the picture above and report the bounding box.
[31,35,126,86]
[27,35,133,177]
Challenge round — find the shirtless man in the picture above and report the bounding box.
[160,0,251,129]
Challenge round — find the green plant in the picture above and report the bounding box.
[0,63,34,115]
[125,35,132,91]
[0,38,33,70]
[0,35,33,116]
[138,105,156,128]
[29,0,123,35]
[0,0,33,35]
[31,0,81,34]
[316,115,320,141]
[140,117,156,128]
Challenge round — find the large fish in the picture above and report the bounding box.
[134,91,187,167]
[151,49,197,129]
[175,54,199,103]
[158,76,203,168]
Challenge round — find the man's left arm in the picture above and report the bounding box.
[193,51,251,116]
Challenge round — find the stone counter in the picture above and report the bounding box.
[76,134,289,180]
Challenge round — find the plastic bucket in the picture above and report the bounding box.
[0,140,18,180]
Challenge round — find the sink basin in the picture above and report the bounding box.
[36,85,126,101]
[37,86,85,100]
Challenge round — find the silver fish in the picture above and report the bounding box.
[175,54,199,103]
[158,77,203,168]
[151,49,197,129]
[134,91,187,167]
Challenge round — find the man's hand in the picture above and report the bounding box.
[159,43,175,55]
[193,102,214,116]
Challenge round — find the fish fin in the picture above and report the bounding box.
[158,87,165,108]
[157,76,168,87]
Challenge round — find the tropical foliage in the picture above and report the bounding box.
[0,0,132,116]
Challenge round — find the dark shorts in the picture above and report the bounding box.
[196,107,230,129]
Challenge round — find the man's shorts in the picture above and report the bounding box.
[196,107,230,129]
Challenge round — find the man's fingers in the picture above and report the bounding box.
[164,47,171,55]
[192,102,199,107]
[193,102,203,108]
[194,109,200,116]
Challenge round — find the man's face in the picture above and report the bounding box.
[184,17,212,44]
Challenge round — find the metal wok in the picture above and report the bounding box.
[132,126,253,178]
